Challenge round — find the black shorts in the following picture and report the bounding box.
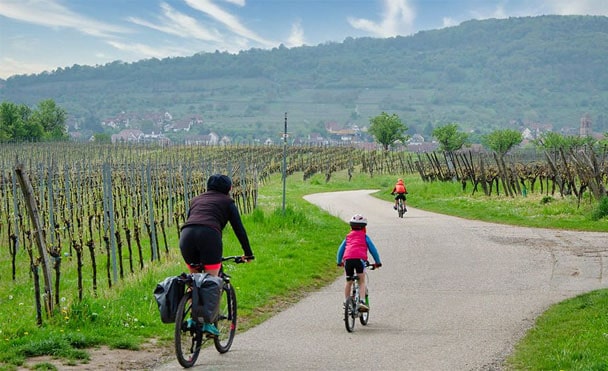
[179,225,222,266]
[394,193,406,201]
[344,259,365,280]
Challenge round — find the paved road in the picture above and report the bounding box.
[156,190,608,370]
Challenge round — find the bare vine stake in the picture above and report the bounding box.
[146,161,158,261]
[11,169,20,254]
[102,162,118,283]
[14,163,54,315]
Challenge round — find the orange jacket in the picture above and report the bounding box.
[392,180,406,194]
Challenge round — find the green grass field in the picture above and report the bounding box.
[0,171,606,370]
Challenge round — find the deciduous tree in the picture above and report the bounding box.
[368,112,408,151]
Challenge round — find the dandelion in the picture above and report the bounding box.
[8,295,13,300]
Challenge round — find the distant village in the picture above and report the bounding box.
[68,111,603,152]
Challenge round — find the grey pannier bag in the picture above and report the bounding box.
[154,275,185,323]
[191,273,223,323]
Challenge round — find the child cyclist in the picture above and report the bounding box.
[391,178,407,211]
[336,214,382,312]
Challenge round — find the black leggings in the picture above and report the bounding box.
[344,259,365,280]
[179,225,222,266]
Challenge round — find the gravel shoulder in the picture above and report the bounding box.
[31,190,608,370]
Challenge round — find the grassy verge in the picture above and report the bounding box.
[0,170,606,370]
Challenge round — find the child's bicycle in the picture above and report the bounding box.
[344,261,377,332]
[397,198,406,218]
[174,256,247,368]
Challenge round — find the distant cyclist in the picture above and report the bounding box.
[391,178,407,211]
[336,214,382,312]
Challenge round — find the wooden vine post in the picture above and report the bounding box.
[14,163,54,315]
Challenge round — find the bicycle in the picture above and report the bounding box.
[174,256,246,368]
[397,198,406,218]
[344,261,376,332]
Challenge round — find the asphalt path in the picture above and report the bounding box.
[156,190,608,370]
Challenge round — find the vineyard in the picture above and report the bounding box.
[1,142,606,328]
[0,142,417,325]
[413,146,608,205]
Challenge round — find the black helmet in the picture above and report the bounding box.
[207,174,232,194]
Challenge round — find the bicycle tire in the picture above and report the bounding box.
[175,291,202,368]
[344,297,356,332]
[359,293,369,325]
[214,283,237,353]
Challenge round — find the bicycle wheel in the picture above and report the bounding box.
[398,201,404,218]
[344,297,356,332]
[175,291,202,368]
[359,292,369,325]
[214,283,237,353]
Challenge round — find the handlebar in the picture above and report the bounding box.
[337,260,381,270]
[222,255,255,264]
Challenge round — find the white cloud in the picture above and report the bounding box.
[287,21,305,47]
[0,0,127,37]
[105,40,192,60]
[0,57,52,78]
[470,4,508,20]
[347,0,415,37]
[442,17,459,28]
[546,0,608,15]
[128,2,223,42]
[223,0,245,6]
[184,0,276,47]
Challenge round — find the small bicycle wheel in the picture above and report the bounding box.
[344,297,356,332]
[359,294,369,325]
[175,291,202,368]
[214,284,237,353]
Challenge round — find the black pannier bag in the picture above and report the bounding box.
[191,273,223,323]
[154,276,185,323]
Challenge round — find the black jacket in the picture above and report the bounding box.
[182,190,252,256]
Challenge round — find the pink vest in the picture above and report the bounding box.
[342,230,368,260]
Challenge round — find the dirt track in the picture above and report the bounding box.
[152,190,607,370]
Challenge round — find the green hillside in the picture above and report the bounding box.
[1,15,607,141]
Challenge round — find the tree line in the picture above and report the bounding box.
[0,99,68,142]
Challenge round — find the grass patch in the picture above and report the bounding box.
[506,290,608,370]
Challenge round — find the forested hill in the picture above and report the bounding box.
[1,15,607,141]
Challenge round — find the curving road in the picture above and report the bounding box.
[156,190,608,370]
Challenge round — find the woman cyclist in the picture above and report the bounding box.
[179,174,254,335]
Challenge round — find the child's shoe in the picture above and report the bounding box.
[358,301,369,312]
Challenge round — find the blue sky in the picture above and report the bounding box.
[1,0,607,79]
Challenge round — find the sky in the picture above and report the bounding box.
[1,0,608,79]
